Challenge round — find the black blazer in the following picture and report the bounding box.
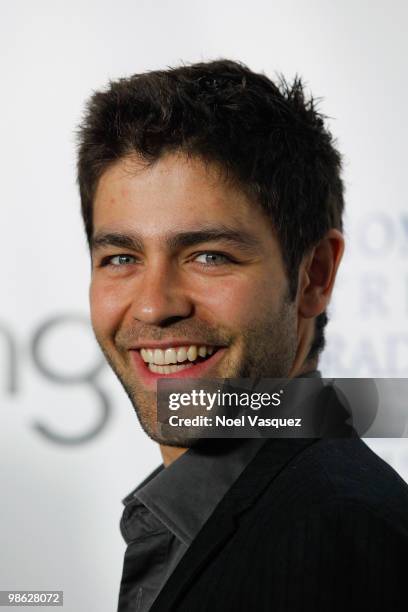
[150,434,408,611]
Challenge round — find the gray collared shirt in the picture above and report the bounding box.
[117,438,266,612]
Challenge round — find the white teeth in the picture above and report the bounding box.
[187,345,198,361]
[141,348,153,363]
[140,349,153,363]
[149,362,193,374]
[140,344,216,366]
[177,347,188,362]
[154,349,165,365]
[164,348,177,364]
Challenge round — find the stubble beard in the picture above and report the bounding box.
[94,295,298,446]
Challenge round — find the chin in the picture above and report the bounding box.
[144,425,200,448]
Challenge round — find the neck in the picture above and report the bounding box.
[292,359,318,377]
[160,444,188,467]
[289,317,318,378]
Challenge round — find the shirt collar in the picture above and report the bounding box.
[124,438,266,546]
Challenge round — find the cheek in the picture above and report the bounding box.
[89,278,128,338]
[193,274,282,327]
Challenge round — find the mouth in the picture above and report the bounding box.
[129,344,227,390]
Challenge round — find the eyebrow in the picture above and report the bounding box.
[91,226,261,254]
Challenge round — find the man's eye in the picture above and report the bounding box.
[193,252,232,266]
[104,254,136,266]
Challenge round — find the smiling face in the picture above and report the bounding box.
[90,153,300,444]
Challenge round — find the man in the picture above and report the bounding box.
[77,60,408,611]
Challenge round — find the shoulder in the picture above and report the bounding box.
[257,437,408,535]
[226,439,408,609]
[245,439,408,577]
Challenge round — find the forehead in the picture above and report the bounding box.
[93,153,273,242]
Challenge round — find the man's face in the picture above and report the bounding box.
[90,153,299,444]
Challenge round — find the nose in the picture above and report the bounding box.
[130,260,194,326]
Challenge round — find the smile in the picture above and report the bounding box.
[130,344,226,389]
[140,345,216,374]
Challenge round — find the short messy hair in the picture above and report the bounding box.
[76,59,344,359]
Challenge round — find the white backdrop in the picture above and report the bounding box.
[1,1,407,611]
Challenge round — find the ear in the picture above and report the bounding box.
[297,229,345,319]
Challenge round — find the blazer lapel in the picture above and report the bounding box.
[150,437,315,611]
